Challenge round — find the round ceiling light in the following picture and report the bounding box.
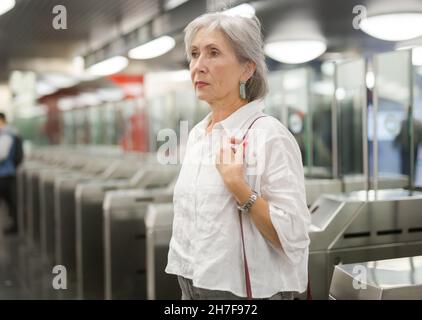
[129,36,176,60]
[264,40,327,64]
[0,0,15,16]
[360,13,422,41]
[86,56,129,77]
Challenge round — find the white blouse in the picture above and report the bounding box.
[165,99,311,298]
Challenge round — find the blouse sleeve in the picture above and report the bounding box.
[259,124,311,266]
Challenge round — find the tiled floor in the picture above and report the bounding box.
[0,205,65,300]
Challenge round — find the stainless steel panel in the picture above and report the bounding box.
[309,189,422,299]
[145,203,179,300]
[330,256,422,299]
[342,174,408,193]
[103,188,173,300]
[75,165,179,299]
[305,178,342,206]
[39,168,74,263]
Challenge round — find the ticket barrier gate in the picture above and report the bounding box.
[329,255,422,299]
[145,203,180,300]
[75,165,179,299]
[309,189,422,299]
[103,187,174,299]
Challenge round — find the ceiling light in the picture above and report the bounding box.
[360,13,422,41]
[43,73,79,89]
[366,71,375,89]
[128,36,176,60]
[264,40,327,64]
[0,0,15,16]
[223,3,255,18]
[164,0,190,11]
[86,56,128,77]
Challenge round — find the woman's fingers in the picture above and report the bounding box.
[216,136,247,165]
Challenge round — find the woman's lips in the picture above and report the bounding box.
[195,81,209,88]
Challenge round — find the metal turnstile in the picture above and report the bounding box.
[145,203,180,300]
[342,174,408,193]
[24,155,86,246]
[103,188,174,299]
[305,179,342,206]
[309,189,422,299]
[39,168,77,263]
[75,164,179,299]
[17,161,45,240]
[51,160,122,298]
[329,256,422,299]
[304,175,408,207]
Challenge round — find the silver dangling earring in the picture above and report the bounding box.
[239,80,247,100]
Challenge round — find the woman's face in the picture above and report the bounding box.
[189,28,247,104]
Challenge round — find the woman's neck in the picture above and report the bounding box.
[206,96,248,133]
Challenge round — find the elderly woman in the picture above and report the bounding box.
[165,12,310,300]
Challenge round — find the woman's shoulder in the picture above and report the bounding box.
[252,114,302,152]
[252,114,292,138]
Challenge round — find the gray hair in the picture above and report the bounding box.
[184,12,268,101]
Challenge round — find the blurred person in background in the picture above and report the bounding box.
[394,118,422,179]
[0,112,21,235]
[165,12,311,300]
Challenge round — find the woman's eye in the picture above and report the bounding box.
[191,51,199,58]
[211,50,219,57]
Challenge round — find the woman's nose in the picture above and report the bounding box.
[191,55,207,74]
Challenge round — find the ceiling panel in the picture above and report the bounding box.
[1,0,422,81]
[0,0,161,60]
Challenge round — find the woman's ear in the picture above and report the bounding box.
[241,61,256,82]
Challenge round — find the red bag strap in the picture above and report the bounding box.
[238,115,267,300]
[238,115,312,301]
[307,277,313,300]
[238,211,253,299]
[241,115,267,141]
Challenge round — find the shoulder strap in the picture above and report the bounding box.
[242,115,267,141]
[239,114,312,300]
[239,115,267,300]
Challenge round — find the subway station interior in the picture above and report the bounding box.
[1,0,422,300]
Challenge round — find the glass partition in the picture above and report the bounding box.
[265,70,284,121]
[413,54,422,188]
[103,102,117,145]
[62,109,75,145]
[73,108,89,144]
[88,105,104,145]
[373,50,412,190]
[265,68,311,170]
[147,94,175,151]
[335,59,367,179]
[310,64,335,178]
